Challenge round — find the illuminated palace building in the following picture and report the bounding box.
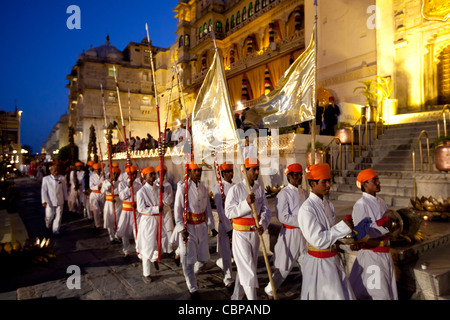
[45,0,450,163]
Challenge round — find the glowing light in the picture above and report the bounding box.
[423,215,429,221]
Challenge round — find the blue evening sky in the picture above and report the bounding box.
[0,0,178,154]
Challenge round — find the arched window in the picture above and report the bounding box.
[203,23,207,35]
[199,27,202,39]
[438,45,450,105]
[249,2,254,17]
[179,36,184,48]
[226,19,229,32]
[242,7,247,21]
[236,11,241,25]
[208,19,212,32]
[231,15,235,28]
[262,0,268,8]
[184,34,190,47]
[216,21,223,33]
[255,0,260,12]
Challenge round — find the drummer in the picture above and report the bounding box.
[348,169,398,300]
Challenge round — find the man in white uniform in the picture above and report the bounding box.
[212,162,235,290]
[225,157,271,300]
[155,165,174,255]
[101,166,122,244]
[136,166,162,283]
[264,163,308,299]
[90,163,105,229]
[118,165,142,259]
[298,163,356,300]
[349,168,398,300]
[68,162,85,216]
[174,161,216,300]
[41,164,67,235]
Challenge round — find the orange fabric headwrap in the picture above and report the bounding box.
[112,168,121,174]
[284,163,303,176]
[220,162,234,171]
[141,166,155,176]
[245,158,260,168]
[75,162,83,167]
[126,166,138,173]
[188,162,200,170]
[156,165,167,172]
[93,163,101,170]
[357,169,377,184]
[87,161,94,166]
[112,162,119,168]
[305,164,331,180]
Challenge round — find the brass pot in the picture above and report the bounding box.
[435,142,450,172]
[335,128,352,144]
[307,150,324,166]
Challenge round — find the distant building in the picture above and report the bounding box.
[0,106,23,164]
[42,112,69,156]
[66,35,166,162]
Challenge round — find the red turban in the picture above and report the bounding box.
[75,162,83,167]
[305,164,331,180]
[245,158,260,168]
[141,166,155,176]
[284,163,303,176]
[220,162,234,171]
[87,161,94,166]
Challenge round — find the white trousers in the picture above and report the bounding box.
[231,273,257,300]
[45,205,63,233]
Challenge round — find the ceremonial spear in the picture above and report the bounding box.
[146,23,164,261]
[113,65,138,238]
[101,83,117,233]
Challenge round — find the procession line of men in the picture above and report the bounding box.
[41,158,398,300]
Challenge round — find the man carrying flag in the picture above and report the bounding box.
[173,161,217,299]
[136,166,161,283]
[118,165,142,259]
[224,158,271,300]
[212,161,235,291]
[155,165,175,256]
[101,165,122,244]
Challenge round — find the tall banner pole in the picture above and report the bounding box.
[113,65,138,238]
[211,29,278,300]
[146,23,164,261]
[311,0,318,165]
[101,84,117,233]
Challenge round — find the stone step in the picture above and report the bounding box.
[329,191,411,207]
[412,242,450,300]
[335,176,414,187]
[331,183,414,197]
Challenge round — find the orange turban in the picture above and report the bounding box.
[125,166,138,173]
[87,161,94,166]
[220,162,233,171]
[112,168,121,174]
[305,164,331,180]
[112,162,119,168]
[156,165,167,172]
[141,166,155,176]
[356,169,378,189]
[245,158,260,168]
[188,162,200,170]
[75,162,83,167]
[284,163,303,176]
[93,163,101,170]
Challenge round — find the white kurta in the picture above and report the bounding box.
[298,192,355,300]
[156,178,174,253]
[135,183,160,262]
[349,192,398,300]
[41,174,67,233]
[117,179,142,239]
[225,180,271,289]
[174,179,215,266]
[101,179,122,230]
[68,170,85,209]
[89,172,105,211]
[213,180,234,286]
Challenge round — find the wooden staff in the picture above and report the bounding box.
[146,23,164,261]
[113,65,138,238]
